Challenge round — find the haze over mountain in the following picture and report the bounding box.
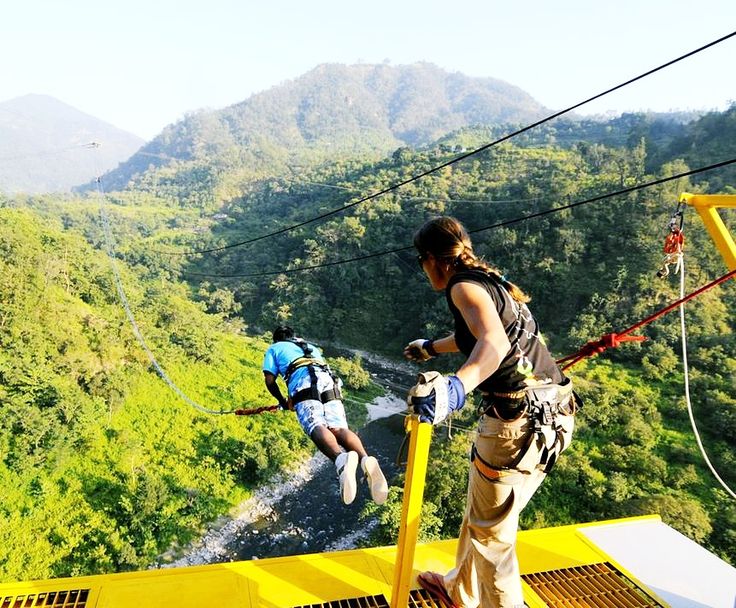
[96,62,550,192]
[0,94,144,194]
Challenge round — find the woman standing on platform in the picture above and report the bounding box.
[405,216,577,608]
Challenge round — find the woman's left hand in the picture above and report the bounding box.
[404,339,435,361]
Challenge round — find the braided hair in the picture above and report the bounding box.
[413,216,530,303]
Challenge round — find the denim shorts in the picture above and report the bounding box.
[292,369,348,436]
[295,398,348,436]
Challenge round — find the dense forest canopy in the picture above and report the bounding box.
[0,207,375,579]
[1,92,735,580]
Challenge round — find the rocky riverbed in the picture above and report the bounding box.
[161,352,417,568]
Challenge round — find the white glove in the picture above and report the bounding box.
[403,339,436,362]
[407,372,466,425]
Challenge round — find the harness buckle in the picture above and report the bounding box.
[541,402,554,425]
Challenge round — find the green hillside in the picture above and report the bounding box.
[0,206,379,579]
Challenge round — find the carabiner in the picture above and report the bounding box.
[667,201,685,233]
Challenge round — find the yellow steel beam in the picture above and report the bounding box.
[679,193,736,270]
[389,416,432,608]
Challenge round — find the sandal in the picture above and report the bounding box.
[417,571,458,608]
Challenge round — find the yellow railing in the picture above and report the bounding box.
[389,416,432,608]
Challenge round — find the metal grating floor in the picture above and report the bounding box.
[408,588,444,607]
[522,562,664,607]
[0,563,662,608]
[0,589,90,608]
[291,589,443,608]
[292,594,389,608]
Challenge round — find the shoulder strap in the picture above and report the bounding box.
[287,338,313,357]
[283,338,323,385]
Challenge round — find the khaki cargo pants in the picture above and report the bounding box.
[443,411,575,608]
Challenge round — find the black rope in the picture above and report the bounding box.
[157,30,736,258]
[176,156,736,279]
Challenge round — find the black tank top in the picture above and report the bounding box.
[445,269,564,393]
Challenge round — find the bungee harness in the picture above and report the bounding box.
[438,269,580,483]
[470,380,580,484]
[283,338,343,405]
[408,371,579,482]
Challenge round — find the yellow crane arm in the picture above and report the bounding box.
[679,193,736,270]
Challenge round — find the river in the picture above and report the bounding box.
[162,351,418,567]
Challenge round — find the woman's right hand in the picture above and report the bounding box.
[404,339,435,361]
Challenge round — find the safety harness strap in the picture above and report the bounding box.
[471,380,578,482]
[534,419,566,473]
[283,338,317,384]
[283,338,342,404]
[470,444,528,485]
[284,356,326,384]
[291,387,340,405]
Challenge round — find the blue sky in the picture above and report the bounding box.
[1,0,734,139]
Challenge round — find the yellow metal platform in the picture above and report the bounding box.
[0,515,674,608]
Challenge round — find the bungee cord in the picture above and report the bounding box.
[91,163,274,417]
[99,206,246,415]
[677,260,736,499]
[556,267,736,370]
[155,30,736,258]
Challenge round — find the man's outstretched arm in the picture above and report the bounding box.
[263,371,289,409]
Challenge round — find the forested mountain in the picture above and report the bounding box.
[1,84,734,580]
[153,105,734,354]
[92,62,549,194]
[477,111,704,155]
[0,95,144,194]
[143,103,734,563]
[658,107,736,192]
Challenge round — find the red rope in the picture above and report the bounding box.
[558,267,736,371]
[234,404,281,416]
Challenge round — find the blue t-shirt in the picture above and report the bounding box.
[263,341,324,395]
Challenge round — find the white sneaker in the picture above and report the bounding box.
[361,455,388,505]
[335,451,359,505]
